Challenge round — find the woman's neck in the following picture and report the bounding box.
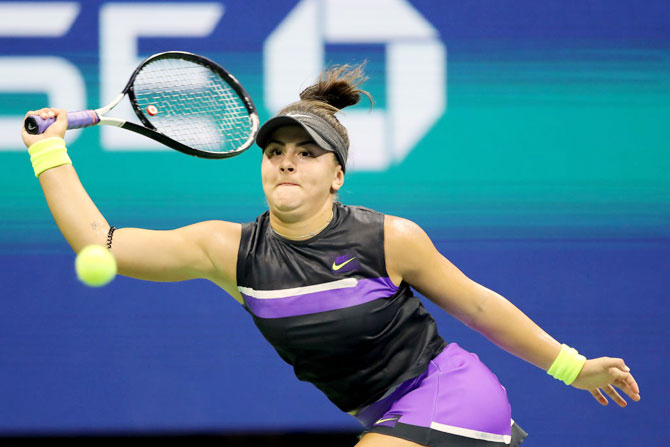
[270,203,334,240]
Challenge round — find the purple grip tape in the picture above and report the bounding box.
[24,110,100,135]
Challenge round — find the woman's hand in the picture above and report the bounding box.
[571,357,640,407]
[22,108,68,147]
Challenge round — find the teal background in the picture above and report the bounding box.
[3,45,668,246]
[1,0,668,444]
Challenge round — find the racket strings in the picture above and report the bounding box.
[132,58,253,153]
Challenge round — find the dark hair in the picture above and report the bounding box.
[278,63,373,150]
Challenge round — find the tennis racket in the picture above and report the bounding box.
[24,51,259,159]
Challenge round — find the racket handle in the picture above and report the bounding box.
[24,110,101,135]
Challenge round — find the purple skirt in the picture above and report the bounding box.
[353,343,527,446]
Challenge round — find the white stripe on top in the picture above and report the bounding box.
[430,421,512,444]
[238,278,358,299]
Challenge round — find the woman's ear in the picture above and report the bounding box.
[330,164,345,194]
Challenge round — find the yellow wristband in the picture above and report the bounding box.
[547,344,587,385]
[28,137,72,177]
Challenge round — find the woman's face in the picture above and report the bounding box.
[261,125,343,219]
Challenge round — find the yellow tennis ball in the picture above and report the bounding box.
[75,244,117,287]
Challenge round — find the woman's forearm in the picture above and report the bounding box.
[469,285,562,371]
[39,164,110,252]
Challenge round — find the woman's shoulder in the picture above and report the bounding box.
[384,214,428,242]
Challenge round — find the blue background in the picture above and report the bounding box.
[1,1,668,445]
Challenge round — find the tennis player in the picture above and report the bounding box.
[22,64,640,447]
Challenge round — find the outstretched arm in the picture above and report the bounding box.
[384,215,640,407]
[23,108,242,302]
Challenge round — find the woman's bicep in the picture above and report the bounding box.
[385,215,486,324]
[111,221,241,286]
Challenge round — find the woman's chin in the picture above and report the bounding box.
[270,197,303,214]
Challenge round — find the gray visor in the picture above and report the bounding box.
[256,112,348,172]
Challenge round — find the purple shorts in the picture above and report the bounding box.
[353,343,527,446]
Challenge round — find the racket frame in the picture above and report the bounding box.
[123,51,259,159]
[27,51,259,159]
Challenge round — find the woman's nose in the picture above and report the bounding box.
[279,152,296,172]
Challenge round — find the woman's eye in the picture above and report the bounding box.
[300,151,312,157]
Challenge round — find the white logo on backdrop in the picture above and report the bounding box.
[0,0,444,161]
[0,2,84,150]
[0,2,223,151]
[264,0,446,171]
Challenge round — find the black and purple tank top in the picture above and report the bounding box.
[236,202,446,412]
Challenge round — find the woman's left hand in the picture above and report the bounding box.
[571,357,640,407]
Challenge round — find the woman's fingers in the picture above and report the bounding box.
[576,357,641,408]
[591,385,625,407]
[591,388,608,406]
[21,107,68,147]
[51,109,68,133]
[604,384,627,407]
[24,108,55,120]
[621,371,641,398]
[610,367,641,402]
[588,365,641,408]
